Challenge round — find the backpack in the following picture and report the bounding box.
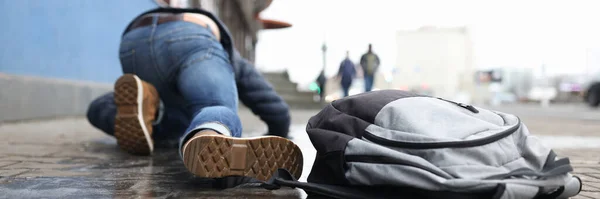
[263,90,582,199]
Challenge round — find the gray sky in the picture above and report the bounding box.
[255,0,600,84]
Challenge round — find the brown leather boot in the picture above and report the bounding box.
[113,74,159,155]
[182,130,303,181]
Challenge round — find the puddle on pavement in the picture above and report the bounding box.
[248,124,316,183]
[287,125,317,183]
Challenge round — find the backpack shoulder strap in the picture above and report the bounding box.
[262,169,372,199]
[261,169,503,199]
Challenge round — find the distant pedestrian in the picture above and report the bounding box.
[360,44,380,92]
[316,69,326,101]
[337,51,356,97]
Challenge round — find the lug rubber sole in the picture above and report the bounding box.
[183,135,303,181]
[114,74,154,155]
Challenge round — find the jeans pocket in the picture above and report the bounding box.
[119,49,136,74]
[165,35,225,68]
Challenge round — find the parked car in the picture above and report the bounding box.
[583,72,600,107]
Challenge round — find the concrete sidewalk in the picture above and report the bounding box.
[0,109,599,198]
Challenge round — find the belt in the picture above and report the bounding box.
[125,13,220,40]
[127,13,184,32]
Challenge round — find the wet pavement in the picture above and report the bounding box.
[0,110,316,199]
[0,105,599,198]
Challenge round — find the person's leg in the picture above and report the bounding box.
[112,74,160,155]
[178,65,302,181]
[341,84,349,97]
[174,49,242,151]
[321,83,326,99]
[369,75,375,91]
[87,18,193,152]
[87,92,188,142]
[364,76,369,92]
[123,19,240,144]
[318,82,325,100]
[101,16,165,155]
[365,75,374,92]
[86,78,159,155]
[119,17,303,180]
[87,92,117,136]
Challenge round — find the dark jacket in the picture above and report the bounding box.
[359,52,380,77]
[125,8,291,137]
[338,58,356,86]
[232,51,291,136]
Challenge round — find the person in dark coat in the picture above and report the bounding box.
[337,51,356,97]
[360,44,380,92]
[316,70,326,101]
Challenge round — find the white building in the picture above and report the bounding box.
[376,27,476,101]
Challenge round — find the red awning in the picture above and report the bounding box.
[260,18,292,29]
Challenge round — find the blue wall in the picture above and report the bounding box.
[0,0,157,83]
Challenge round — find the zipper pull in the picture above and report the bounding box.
[457,103,479,113]
[437,97,479,113]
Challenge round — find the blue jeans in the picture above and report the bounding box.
[87,19,242,155]
[364,75,375,92]
[341,82,351,97]
[341,86,350,97]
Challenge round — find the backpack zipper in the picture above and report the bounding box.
[344,155,455,178]
[363,118,521,149]
[436,98,479,113]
